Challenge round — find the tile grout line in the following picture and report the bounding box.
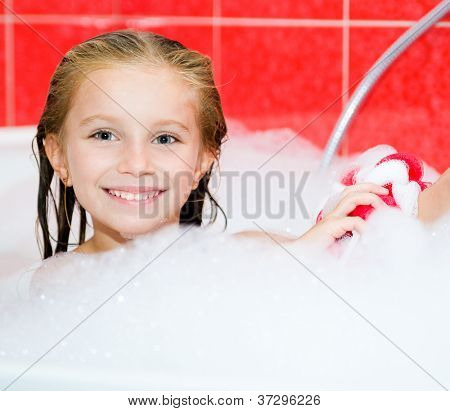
[340,0,350,156]
[1,4,3,125]
[212,0,222,88]
[0,15,448,28]
[4,0,15,126]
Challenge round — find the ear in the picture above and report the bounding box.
[192,149,215,190]
[44,133,72,186]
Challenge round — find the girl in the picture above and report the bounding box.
[33,29,448,263]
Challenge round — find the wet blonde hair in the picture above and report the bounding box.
[33,29,228,259]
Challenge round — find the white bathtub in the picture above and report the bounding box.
[0,124,448,391]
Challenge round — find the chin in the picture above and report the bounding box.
[113,219,172,237]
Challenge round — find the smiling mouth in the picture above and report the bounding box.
[102,188,165,205]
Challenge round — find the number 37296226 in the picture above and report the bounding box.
[257,394,320,406]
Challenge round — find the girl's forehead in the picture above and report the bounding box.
[69,66,198,129]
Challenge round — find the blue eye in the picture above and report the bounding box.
[153,134,177,145]
[91,130,117,141]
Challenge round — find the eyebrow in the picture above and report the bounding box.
[79,114,190,133]
[152,119,190,133]
[79,114,118,127]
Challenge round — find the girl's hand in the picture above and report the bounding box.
[296,183,389,249]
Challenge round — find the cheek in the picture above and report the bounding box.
[164,147,199,189]
[168,166,196,206]
[67,145,108,196]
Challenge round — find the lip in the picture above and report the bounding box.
[102,188,165,206]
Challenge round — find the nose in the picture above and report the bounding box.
[117,138,156,178]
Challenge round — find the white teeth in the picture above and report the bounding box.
[107,189,159,201]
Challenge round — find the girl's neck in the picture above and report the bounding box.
[72,220,180,255]
[72,230,126,255]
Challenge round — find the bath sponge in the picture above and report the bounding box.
[316,145,432,240]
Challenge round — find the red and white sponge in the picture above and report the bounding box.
[316,145,432,237]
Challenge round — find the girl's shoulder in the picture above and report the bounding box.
[1,259,44,301]
[30,251,80,290]
[4,252,76,301]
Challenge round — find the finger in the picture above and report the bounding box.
[324,216,366,239]
[329,192,386,218]
[338,216,366,236]
[341,183,389,198]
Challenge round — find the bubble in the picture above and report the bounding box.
[1,122,448,390]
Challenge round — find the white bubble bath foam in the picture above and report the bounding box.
[0,121,449,390]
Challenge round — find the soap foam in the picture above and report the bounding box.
[0,121,448,390]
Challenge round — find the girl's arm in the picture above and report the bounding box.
[418,168,450,223]
[233,230,295,243]
[233,183,388,249]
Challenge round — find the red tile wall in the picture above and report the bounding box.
[350,0,450,21]
[0,0,448,172]
[221,0,342,18]
[120,0,213,16]
[348,26,449,172]
[11,0,115,14]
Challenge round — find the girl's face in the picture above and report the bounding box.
[47,65,213,245]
